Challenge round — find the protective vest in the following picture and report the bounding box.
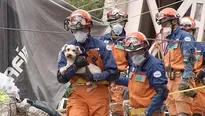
[128,72,156,107]
[110,44,128,71]
[70,49,108,84]
[164,43,184,71]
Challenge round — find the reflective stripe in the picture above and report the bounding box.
[71,76,109,85]
[129,108,146,115]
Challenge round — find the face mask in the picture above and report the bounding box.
[73,31,88,43]
[112,23,124,36]
[163,27,172,38]
[131,54,145,66]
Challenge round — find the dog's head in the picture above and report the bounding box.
[62,44,82,59]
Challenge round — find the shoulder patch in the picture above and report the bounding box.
[106,45,112,50]
[153,71,162,78]
[184,37,191,41]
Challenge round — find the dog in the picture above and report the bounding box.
[60,44,102,92]
[60,44,102,74]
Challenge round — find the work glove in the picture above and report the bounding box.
[74,56,89,69]
[80,67,94,81]
[120,71,128,77]
[121,87,129,100]
[178,79,196,98]
[196,69,205,85]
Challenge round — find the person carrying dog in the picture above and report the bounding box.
[57,9,119,116]
[121,31,168,116]
[156,8,196,116]
[100,8,132,116]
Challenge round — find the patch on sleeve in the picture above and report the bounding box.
[184,37,191,41]
[153,71,162,78]
[106,45,112,50]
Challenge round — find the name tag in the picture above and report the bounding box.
[169,44,178,50]
[115,44,124,50]
[135,75,146,82]
[195,55,200,61]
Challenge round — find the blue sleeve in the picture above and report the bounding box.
[57,51,77,81]
[145,62,168,116]
[115,75,129,86]
[180,35,195,79]
[92,43,118,81]
[99,35,105,41]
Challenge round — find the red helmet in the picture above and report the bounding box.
[64,9,93,31]
[180,16,196,31]
[123,32,149,52]
[107,8,128,22]
[156,8,180,25]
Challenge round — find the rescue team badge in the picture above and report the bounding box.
[153,71,162,78]
[106,45,112,50]
[184,37,191,41]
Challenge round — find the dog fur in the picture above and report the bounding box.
[60,44,102,75]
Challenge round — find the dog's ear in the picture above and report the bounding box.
[61,44,68,52]
[75,46,82,55]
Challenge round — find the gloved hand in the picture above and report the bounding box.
[74,56,89,69]
[121,87,129,100]
[197,69,205,80]
[120,71,128,77]
[80,67,94,81]
[178,79,196,98]
[83,72,94,81]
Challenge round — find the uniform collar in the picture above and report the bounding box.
[171,26,181,40]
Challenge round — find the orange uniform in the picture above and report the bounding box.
[164,27,196,115]
[58,37,119,116]
[192,43,205,115]
[100,33,131,116]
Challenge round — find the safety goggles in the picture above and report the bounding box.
[155,12,179,25]
[107,12,127,22]
[64,14,89,31]
[123,37,146,52]
[70,14,87,26]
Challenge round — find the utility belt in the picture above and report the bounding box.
[70,75,109,92]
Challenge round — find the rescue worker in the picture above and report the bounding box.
[100,8,131,116]
[180,16,205,116]
[57,9,119,116]
[122,31,168,116]
[156,8,196,115]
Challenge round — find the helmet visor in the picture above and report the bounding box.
[123,37,145,52]
[69,15,88,29]
[107,12,127,22]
